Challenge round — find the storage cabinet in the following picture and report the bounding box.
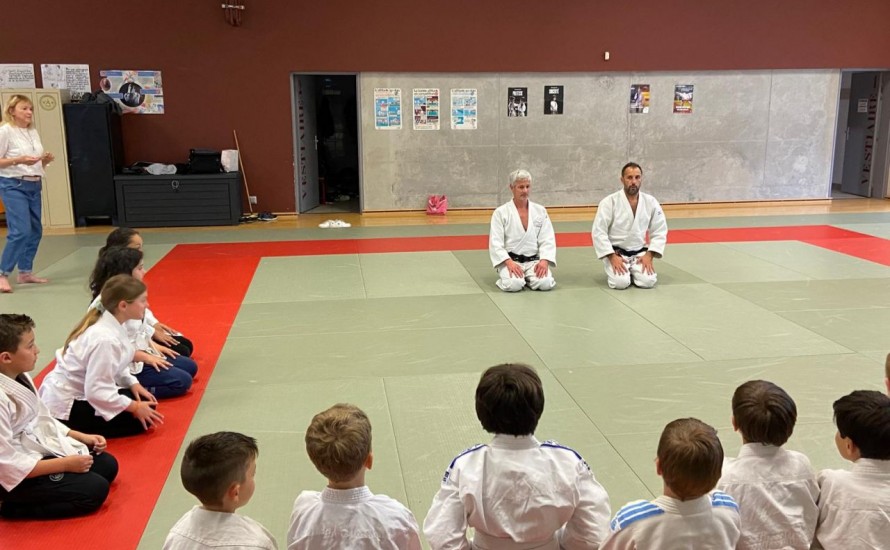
[114,173,242,227]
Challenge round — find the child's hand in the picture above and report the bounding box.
[155,343,179,358]
[63,454,94,473]
[153,330,180,347]
[131,383,158,404]
[132,402,164,430]
[143,354,172,372]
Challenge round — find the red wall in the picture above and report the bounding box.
[5,1,890,212]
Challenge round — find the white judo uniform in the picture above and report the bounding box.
[0,372,90,492]
[812,458,890,550]
[489,200,557,292]
[592,190,667,289]
[423,434,611,550]
[602,492,741,550]
[164,506,278,550]
[717,443,819,550]
[38,311,137,421]
[287,486,422,550]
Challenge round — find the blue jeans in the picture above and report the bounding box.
[136,355,198,399]
[0,176,42,275]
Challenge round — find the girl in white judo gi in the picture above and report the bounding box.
[489,170,557,292]
[592,163,667,289]
[602,418,740,550]
[39,275,165,438]
[717,380,819,550]
[89,246,197,400]
[100,227,195,357]
[424,363,611,549]
[0,313,118,518]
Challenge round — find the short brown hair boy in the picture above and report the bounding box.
[732,380,797,446]
[657,418,723,500]
[181,431,258,506]
[475,363,544,436]
[305,404,372,482]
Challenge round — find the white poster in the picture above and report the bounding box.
[451,88,478,130]
[374,88,402,130]
[0,64,36,88]
[413,88,440,130]
[41,64,91,98]
[99,70,164,114]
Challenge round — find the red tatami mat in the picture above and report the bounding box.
[4,223,888,549]
[1,255,259,550]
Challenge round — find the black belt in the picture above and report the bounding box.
[508,252,539,263]
[613,246,647,257]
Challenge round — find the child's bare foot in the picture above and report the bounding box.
[17,273,49,284]
[0,276,12,293]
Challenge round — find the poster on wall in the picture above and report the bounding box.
[99,70,164,114]
[507,87,528,117]
[629,84,650,114]
[544,85,564,115]
[413,88,440,130]
[673,84,694,114]
[41,64,91,99]
[374,88,402,129]
[0,64,36,88]
[451,88,478,130]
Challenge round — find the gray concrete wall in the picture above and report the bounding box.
[360,70,839,211]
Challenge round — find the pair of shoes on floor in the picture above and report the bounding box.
[258,212,277,222]
[318,219,351,228]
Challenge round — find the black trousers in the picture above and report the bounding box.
[0,452,118,519]
[167,334,194,357]
[62,390,149,439]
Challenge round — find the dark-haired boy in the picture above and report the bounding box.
[813,390,890,549]
[603,418,740,550]
[717,380,818,549]
[164,432,277,549]
[423,363,611,550]
[0,313,118,518]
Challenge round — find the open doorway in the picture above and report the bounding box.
[832,70,889,199]
[291,74,361,213]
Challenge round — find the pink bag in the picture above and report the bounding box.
[426,194,448,215]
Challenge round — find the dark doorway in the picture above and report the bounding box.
[292,74,361,213]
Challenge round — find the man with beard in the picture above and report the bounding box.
[592,163,668,289]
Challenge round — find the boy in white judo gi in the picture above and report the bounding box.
[0,313,118,518]
[717,380,819,549]
[287,403,421,549]
[164,431,277,550]
[603,418,740,550]
[424,363,611,549]
[592,162,668,289]
[812,390,890,550]
[489,169,557,292]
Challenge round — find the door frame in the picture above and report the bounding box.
[289,72,364,213]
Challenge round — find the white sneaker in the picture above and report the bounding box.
[319,219,336,228]
[332,219,351,228]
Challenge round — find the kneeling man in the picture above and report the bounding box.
[489,170,556,292]
[592,162,668,289]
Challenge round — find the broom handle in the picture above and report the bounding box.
[233,130,253,213]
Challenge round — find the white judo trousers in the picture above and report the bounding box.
[592,190,667,290]
[489,200,557,292]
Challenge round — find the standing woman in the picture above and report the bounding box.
[0,95,55,293]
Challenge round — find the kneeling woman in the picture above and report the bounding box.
[39,275,164,438]
[89,246,197,399]
[0,313,118,518]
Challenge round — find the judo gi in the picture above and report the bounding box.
[592,190,667,289]
[489,200,557,292]
[717,443,819,550]
[812,458,890,550]
[164,505,278,550]
[602,492,741,550]
[0,371,117,518]
[424,434,611,550]
[287,486,422,550]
